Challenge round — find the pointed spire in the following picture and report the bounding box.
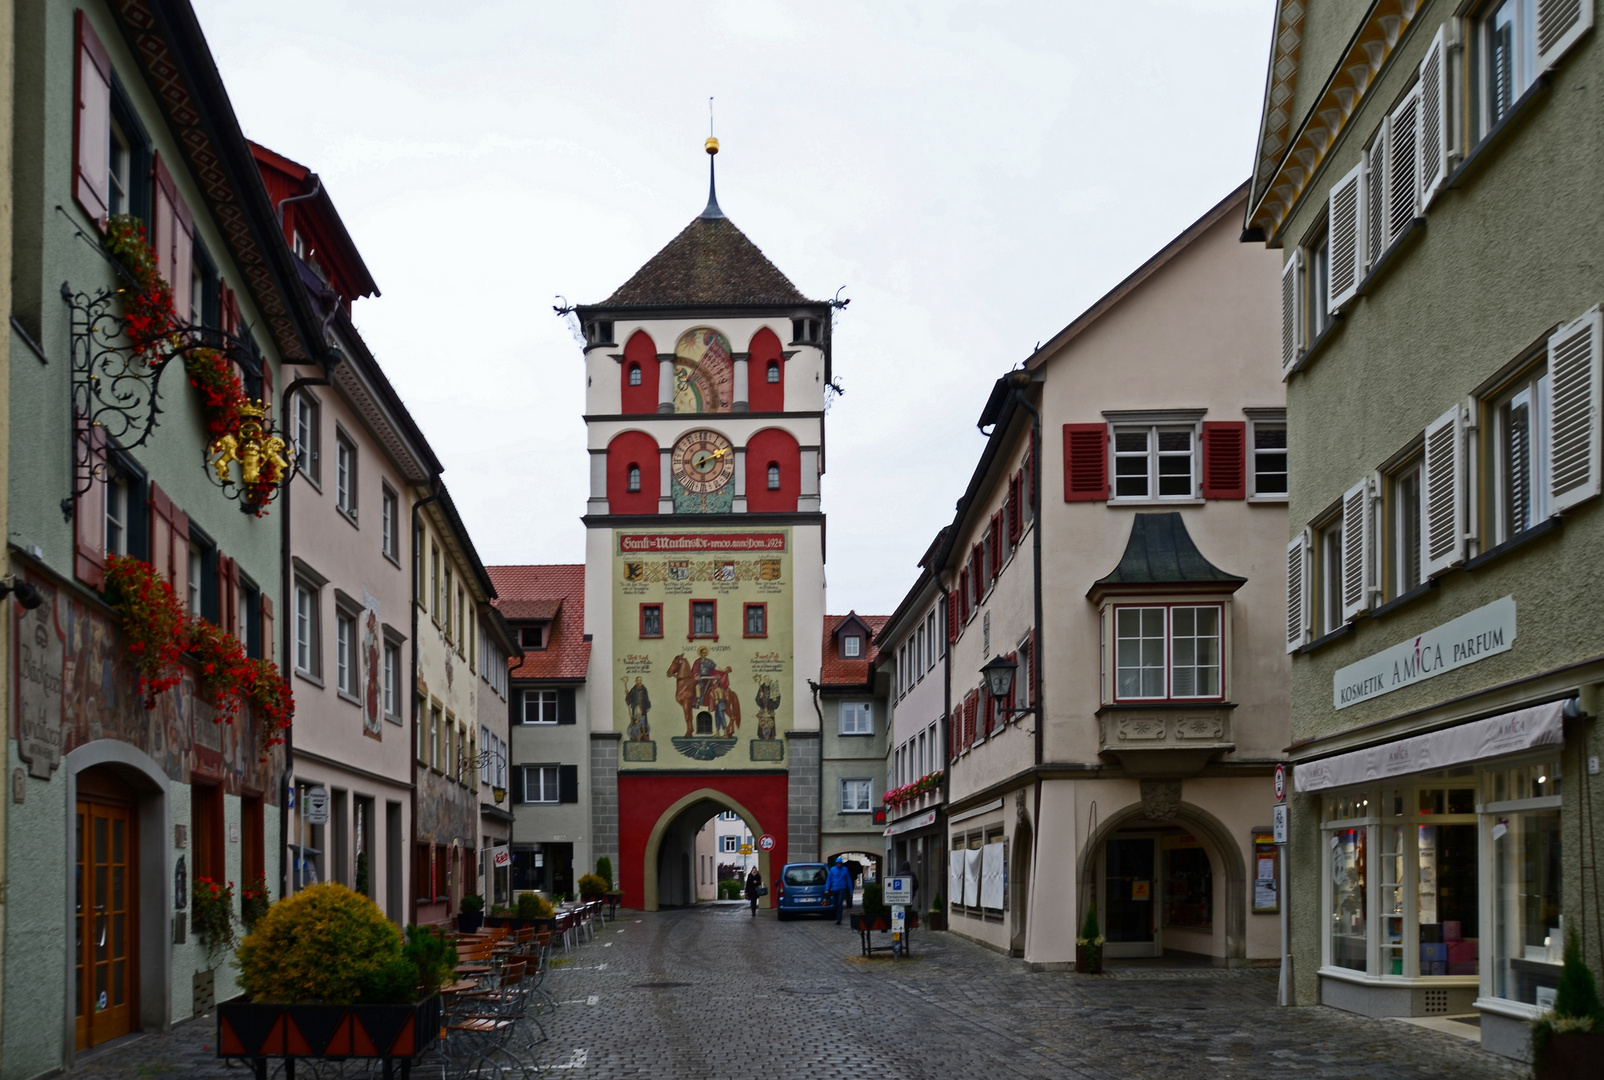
[700,135,724,220]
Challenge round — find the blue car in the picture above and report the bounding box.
[776,863,831,920]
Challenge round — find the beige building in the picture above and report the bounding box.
[411,488,500,926]
[938,185,1288,965]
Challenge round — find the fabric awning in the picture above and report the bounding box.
[1294,700,1566,794]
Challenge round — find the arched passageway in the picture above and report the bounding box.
[645,789,772,912]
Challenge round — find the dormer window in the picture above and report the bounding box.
[521,623,549,651]
[842,635,861,658]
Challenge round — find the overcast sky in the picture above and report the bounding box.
[193,0,1275,616]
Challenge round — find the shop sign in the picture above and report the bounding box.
[1295,699,1564,793]
[1332,596,1516,710]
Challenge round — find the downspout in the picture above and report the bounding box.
[808,679,825,863]
[1007,372,1044,957]
[279,303,344,900]
[410,479,444,926]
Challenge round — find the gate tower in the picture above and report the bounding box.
[575,139,831,909]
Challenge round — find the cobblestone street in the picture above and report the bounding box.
[64,904,1528,1080]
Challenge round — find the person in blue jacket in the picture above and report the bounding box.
[826,857,852,925]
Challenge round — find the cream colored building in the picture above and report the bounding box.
[938,185,1289,965]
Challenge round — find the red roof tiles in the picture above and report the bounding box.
[486,565,589,682]
[820,613,889,687]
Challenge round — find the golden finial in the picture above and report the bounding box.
[706,136,719,155]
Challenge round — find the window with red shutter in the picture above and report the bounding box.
[152,154,195,321]
[73,12,112,228]
[947,590,959,642]
[261,594,275,664]
[1063,424,1109,501]
[1201,421,1247,500]
[73,419,109,588]
[1007,474,1022,545]
[958,570,970,623]
[989,514,1002,579]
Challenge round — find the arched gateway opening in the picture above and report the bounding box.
[644,789,772,912]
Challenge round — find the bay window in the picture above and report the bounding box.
[1112,604,1223,702]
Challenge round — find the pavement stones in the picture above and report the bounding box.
[63,905,1526,1079]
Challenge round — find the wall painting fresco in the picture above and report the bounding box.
[614,530,790,769]
[11,569,283,799]
[673,328,734,414]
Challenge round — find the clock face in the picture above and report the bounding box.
[671,430,735,495]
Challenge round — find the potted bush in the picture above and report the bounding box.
[1075,904,1105,974]
[1533,932,1604,1079]
[851,882,891,932]
[218,883,453,1067]
[577,873,609,901]
[596,857,614,890]
[926,893,947,932]
[457,892,485,934]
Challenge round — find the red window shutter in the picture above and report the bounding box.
[153,153,175,288]
[1005,650,1017,713]
[947,591,959,642]
[958,570,970,623]
[73,11,112,229]
[217,554,239,635]
[170,503,190,608]
[971,545,984,601]
[73,420,109,589]
[148,482,173,587]
[1202,421,1248,499]
[1007,474,1022,545]
[989,514,1002,579]
[1063,423,1109,501]
[261,594,275,664]
[152,154,195,322]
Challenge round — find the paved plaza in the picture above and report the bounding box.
[66,904,1525,1080]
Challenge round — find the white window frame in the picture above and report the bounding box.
[294,580,320,678]
[840,778,873,814]
[1386,452,1425,600]
[335,607,358,698]
[1490,364,1551,545]
[383,640,401,721]
[522,765,560,805]
[381,484,399,563]
[1248,414,1289,501]
[522,689,558,725]
[105,470,129,557]
[1476,0,1538,141]
[335,430,357,520]
[721,835,738,853]
[1111,603,1225,703]
[1111,424,1198,502]
[842,634,861,658]
[1316,514,1345,636]
[840,701,873,736]
[295,392,321,486]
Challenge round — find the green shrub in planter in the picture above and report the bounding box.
[238,883,406,1004]
[1533,931,1604,1070]
[460,893,485,914]
[577,873,609,898]
[515,891,554,920]
[862,883,887,914]
[596,857,614,890]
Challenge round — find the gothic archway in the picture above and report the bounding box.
[642,788,770,912]
[1074,794,1248,962]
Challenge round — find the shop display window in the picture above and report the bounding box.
[1329,826,1367,971]
[1163,843,1212,929]
[1488,758,1562,1008]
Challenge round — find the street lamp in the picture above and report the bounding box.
[980,654,1037,722]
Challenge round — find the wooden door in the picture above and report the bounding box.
[75,798,136,1049]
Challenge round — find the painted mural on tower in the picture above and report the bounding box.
[613,529,791,769]
[673,327,734,413]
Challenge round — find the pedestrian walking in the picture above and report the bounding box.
[826,856,852,924]
[897,859,919,906]
[745,867,764,916]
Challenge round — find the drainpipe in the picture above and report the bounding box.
[279,314,344,901]
[808,678,825,863]
[1006,371,1044,957]
[410,479,444,925]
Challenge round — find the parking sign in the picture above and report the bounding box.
[883,877,914,906]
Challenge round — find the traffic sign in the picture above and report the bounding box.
[1272,803,1288,845]
[758,834,775,851]
[739,844,753,856]
[1274,763,1287,803]
[883,876,914,906]
[303,786,329,826]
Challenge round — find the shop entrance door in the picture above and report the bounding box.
[75,797,137,1049]
[1103,836,1161,957]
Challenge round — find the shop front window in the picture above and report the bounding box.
[1163,842,1212,929]
[1488,759,1562,1008]
[1329,825,1367,971]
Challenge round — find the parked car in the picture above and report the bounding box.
[776,863,830,920]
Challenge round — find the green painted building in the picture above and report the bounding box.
[4,2,329,1074]
[1246,0,1604,1060]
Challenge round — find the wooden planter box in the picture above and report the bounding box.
[217,996,441,1076]
[1075,944,1103,974]
[1537,1032,1604,1080]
